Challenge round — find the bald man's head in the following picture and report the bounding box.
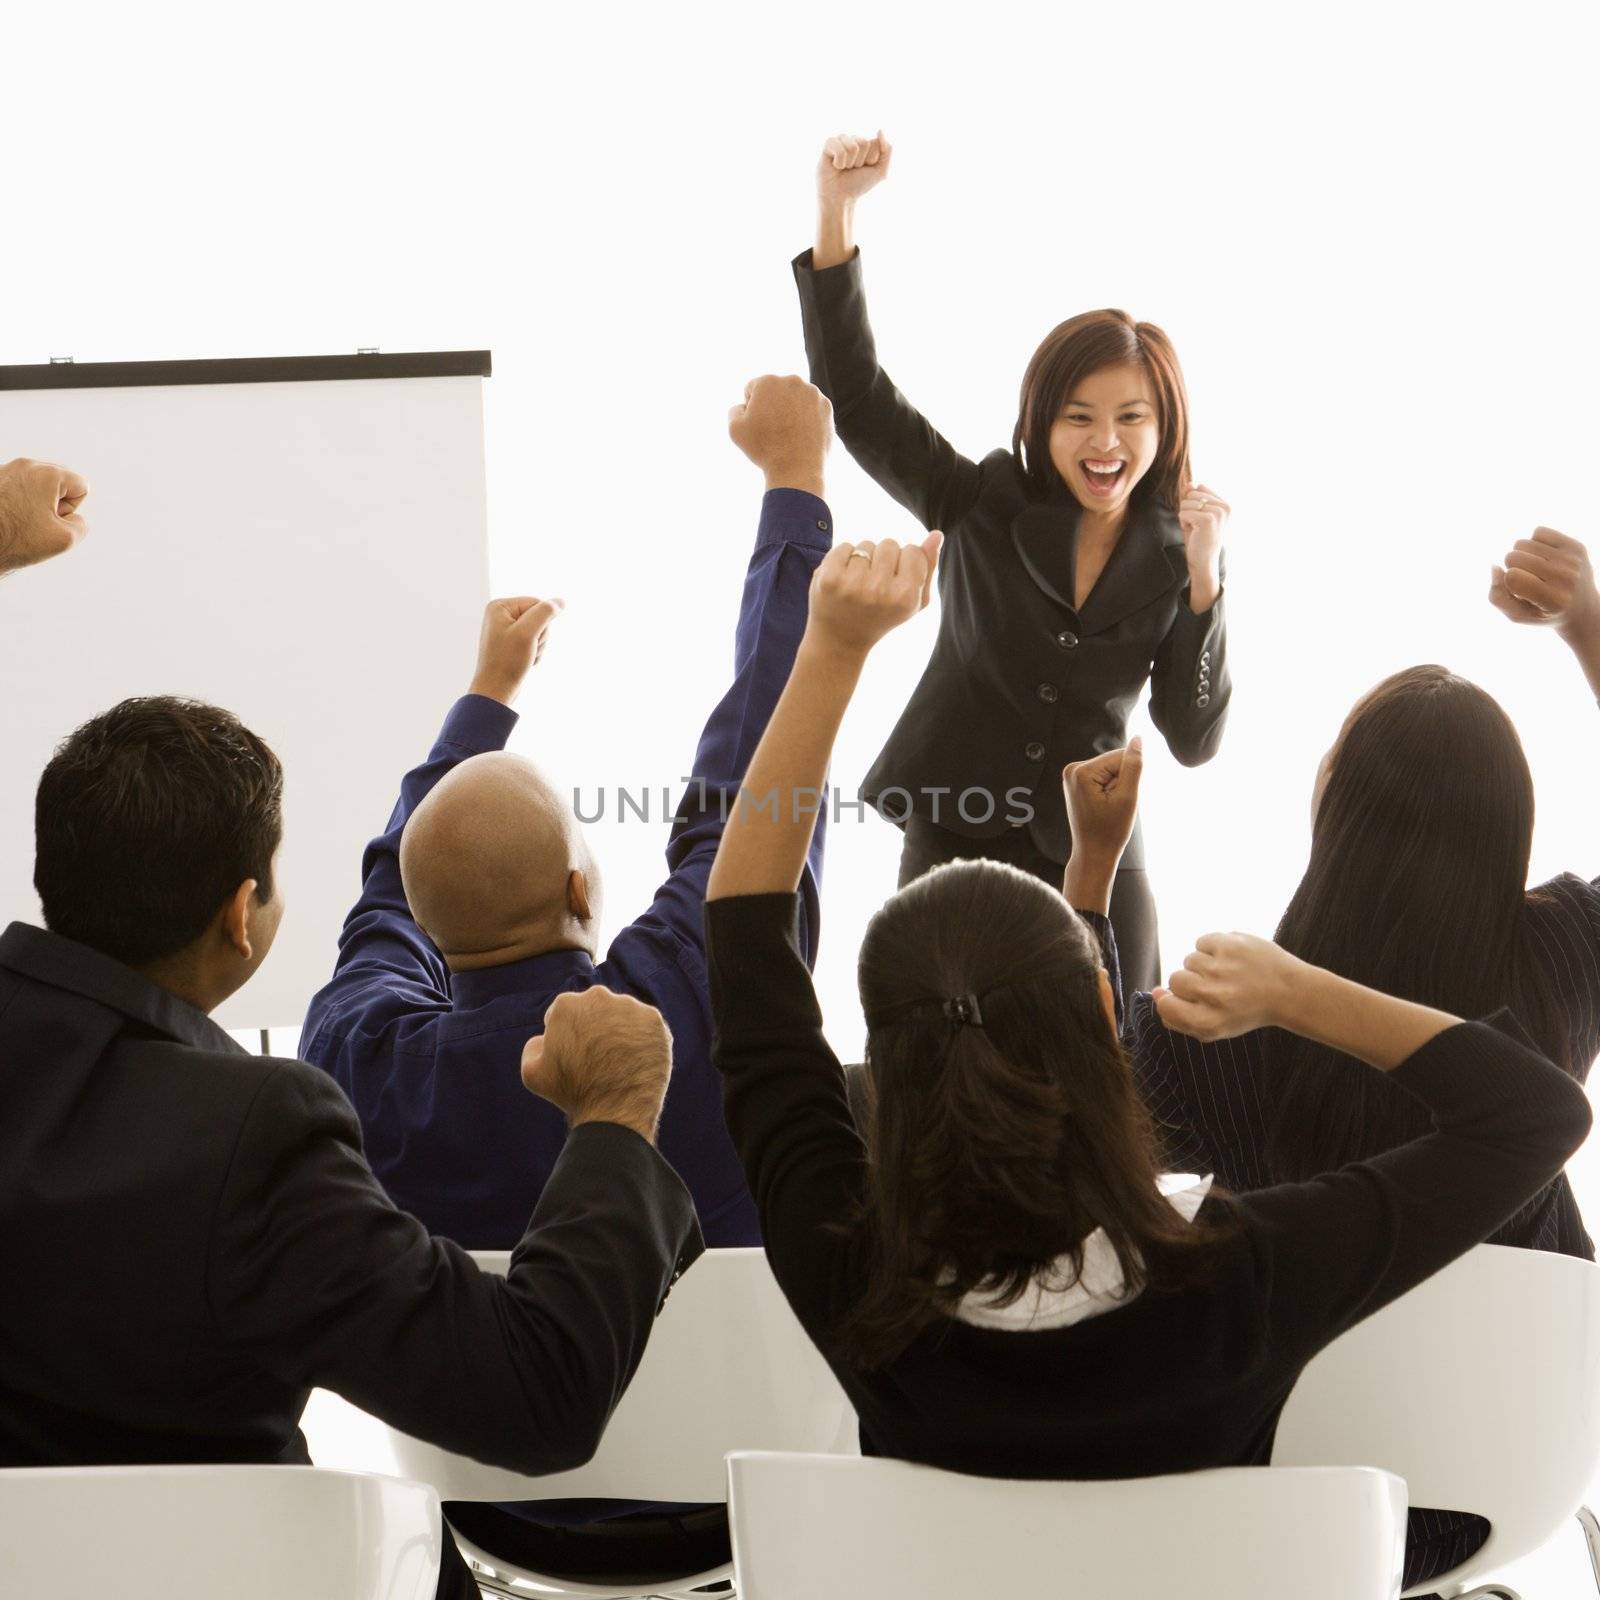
[400,752,600,968]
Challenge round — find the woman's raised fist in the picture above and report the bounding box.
[817,131,893,209]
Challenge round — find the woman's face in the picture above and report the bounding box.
[1047,363,1161,517]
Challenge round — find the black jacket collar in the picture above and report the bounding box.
[0,921,245,1056]
[1010,494,1190,634]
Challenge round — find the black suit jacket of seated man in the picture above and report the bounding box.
[0,921,701,1599]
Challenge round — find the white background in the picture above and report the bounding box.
[6,0,1598,1233]
[5,4,1600,1583]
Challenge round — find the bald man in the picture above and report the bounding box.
[301,375,835,1258]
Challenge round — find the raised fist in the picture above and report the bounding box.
[0,458,89,576]
[817,131,893,208]
[521,986,673,1145]
[1062,740,1144,863]
[1490,526,1599,643]
[728,374,834,493]
[806,531,942,656]
[469,595,564,706]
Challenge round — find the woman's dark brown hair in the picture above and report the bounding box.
[844,859,1224,1369]
[1266,666,1570,1183]
[1012,309,1192,511]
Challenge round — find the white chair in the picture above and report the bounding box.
[1274,1244,1600,1599]
[0,1464,441,1600]
[725,1452,1407,1599]
[309,1247,857,1599]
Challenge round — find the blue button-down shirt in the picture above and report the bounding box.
[301,489,832,1250]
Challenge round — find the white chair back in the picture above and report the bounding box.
[0,1464,440,1600]
[383,1247,856,1502]
[726,1452,1407,1600]
[1274,1244,1600,1595]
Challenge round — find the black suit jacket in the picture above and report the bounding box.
[794,247,1230,867]
[0,921,702,1474]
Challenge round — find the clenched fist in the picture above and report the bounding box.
[1177,482,1228,611]
[805,532,942,658]
[469,595,564,706]
[728,374,834,496]
[817,131,893,209]
[1153,932,1306,1043]
[0,458,89,577]
[521,986,674,1144]
[1491,526,1599,643]
[1063,740,1144,864]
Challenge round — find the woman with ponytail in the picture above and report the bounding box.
[702,528,1589,1595]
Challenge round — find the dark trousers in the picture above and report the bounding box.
[441,1502,730,1588]
[898,815,1160,1005]
[1405,1507,1491,1595]
[435,1530,483,1600]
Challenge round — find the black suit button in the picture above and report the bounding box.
[1037,683,1059,704]
[1197,693,1211,707]
[1024,741,1046,762]
[1056,630,1079,650]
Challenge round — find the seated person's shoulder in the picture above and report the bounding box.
[244,1050,362,1134]
[119,1034,360,1141]
[1529,871,1600,923]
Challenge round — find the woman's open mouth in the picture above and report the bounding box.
[1079,459,1126,499]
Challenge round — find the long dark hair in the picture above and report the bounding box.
[843,860,1226,1369]
[1266,666,1570,1182]
[1011,309,1191,512]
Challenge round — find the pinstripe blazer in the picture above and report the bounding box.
[1129,872,1600,1260]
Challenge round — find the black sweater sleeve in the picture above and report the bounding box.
[793,247,988,533]
[705,891,867,1343]
[208,1064,702,1475]
[1237,1010,1591,1359]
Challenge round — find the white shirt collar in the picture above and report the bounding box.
[952,1174,1214,1333]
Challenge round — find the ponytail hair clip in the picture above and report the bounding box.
[942,993,985,1027]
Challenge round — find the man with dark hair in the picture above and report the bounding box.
[0,637,700,1600]
[0,457,89,576]
[33,697,286,988]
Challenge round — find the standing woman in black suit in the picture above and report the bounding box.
[795,131,1231,996]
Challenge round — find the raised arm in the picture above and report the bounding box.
[1065,735,1223,1171]
[798,132,986,532]
[216,985,701,1475]
[300,598,562,1043]
[1491,525,1600,929]
[1492,524,1600,701]
[703,525,940,1328]
[1156,933,1592,1351]
[1059,738,1144,1033]
[0,458,89,577]
[706,528,941,900]
[603,378,836,983]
